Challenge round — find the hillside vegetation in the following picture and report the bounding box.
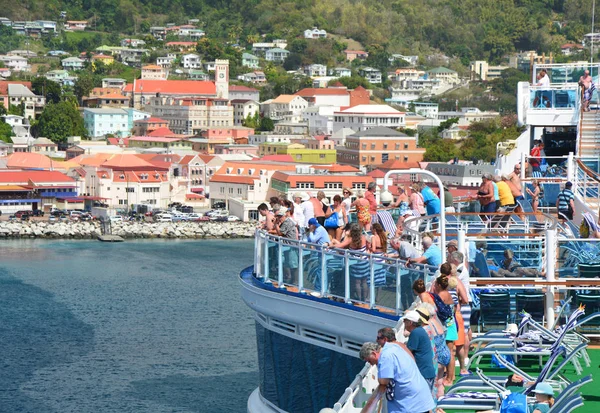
[5,0,595,63]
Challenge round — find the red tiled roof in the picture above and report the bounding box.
[198,155,215,163]
[296,88,348,96]
[130,135,181,142]
[179,155,196,165]
[0,81,32,95]
[135,117,167,124]
[367,169,386,178]
[0,170,75,184]
[186,193,204,199]
[132,80,216,95]
[101,154,155,169]
[312,164,360,173]
[379,159,421,170]
[166,41,197,46]
[6,152,52,169]
[344,50,367,54]
[146,127,177,137]
[209,174,256,185]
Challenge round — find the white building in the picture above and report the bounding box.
[62,57,85,71]
[265,48,290,63]
[304,27,327,39]
[333,104,405,133]
[303,64,327,77]
[359,67,382,84]
[302,105,340,135]
[231,99,260,126]
[261,95,308,123]
[0,55,30,72]
[331,67,351,78]
[157,54,177,67]
[141,65,168,80]
[182,53,201,69]
[7,84,45,119]
[252,40,288,55]
[237,71,266,84]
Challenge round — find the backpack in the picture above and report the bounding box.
[430,292,453,323]
[499,392,527,413]
[580,219,590,238]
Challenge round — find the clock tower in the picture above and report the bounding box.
[215,59,229,100]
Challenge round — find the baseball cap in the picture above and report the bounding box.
[447,240,458,249]
[403,310,429,325]
[566,181,573,187]
[276,207,287,216]
[308,218,320,227]
[532,382,554,396]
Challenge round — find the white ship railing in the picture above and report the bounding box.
[254,230,438,314]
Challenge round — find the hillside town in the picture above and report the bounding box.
[0,15,585,220]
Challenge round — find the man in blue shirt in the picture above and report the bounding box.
[404,310,436,390]
[360,342,436,413]
[407,236,442,268]
[421,185,441,216]
[306,217,330,245]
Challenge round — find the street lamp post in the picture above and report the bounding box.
[381,169,446,249]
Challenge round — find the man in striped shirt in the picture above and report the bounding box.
[556,181,575,221]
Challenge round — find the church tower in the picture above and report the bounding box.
[215,59,229,100]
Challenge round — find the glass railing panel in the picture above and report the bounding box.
[528,88,577,110]
[300,245,323,293]
[347,252,371,304]
[557,238,600,278]
[266,237,280,283]
[280,239,301,288]
[370,258,396,311]
[478,238,544,278]
[323,248,347,300]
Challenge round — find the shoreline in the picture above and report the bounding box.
[0,220,257,239]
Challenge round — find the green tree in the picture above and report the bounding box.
[337,75,371,89]
[0,103,6,116]
[34,101,87,143]
[259,117,274,131]
[8,103,24,117]
[74,73,95,104]
[0,120,13,143]
[423,139,457,162]
[31,77,62,104]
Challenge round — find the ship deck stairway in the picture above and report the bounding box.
[579,112,600,158]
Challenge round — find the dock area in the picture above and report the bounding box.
[98,235,124,242]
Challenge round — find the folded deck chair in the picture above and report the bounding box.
[448,343,587,394]
[467,306,588,374]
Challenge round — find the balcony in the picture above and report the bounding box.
[518,82,580,126]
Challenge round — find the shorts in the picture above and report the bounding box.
[461,303,472,334]
[558,209,573,220]
[455,310,465,346]
[445,319,458,341]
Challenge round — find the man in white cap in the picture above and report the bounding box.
[292,192,306,233]
[403,310,436,390]
[300,192,314,229]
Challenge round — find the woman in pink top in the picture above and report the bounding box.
[410,183,426,215]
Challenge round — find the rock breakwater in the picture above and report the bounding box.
[0,221,257,239]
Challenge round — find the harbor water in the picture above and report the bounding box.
[0,239,257,413]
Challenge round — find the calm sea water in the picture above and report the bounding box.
[0,239,257,413]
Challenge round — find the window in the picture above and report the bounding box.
[362,143,367,149]
[404,143,409,149]
[126,187,135,193]
[118,199,127,205]
[383,143,388,149]
[319,154,325,159]
[370,144,375,150]
[404,156,408,161]
[237,188,242,195]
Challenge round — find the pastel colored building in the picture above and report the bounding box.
[337,126,424,170]
[84,108,150,138]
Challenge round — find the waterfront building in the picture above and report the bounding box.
[337,126,424,170]
[332,104,405,133]
[0,170,78,214]
[208,160,297,220]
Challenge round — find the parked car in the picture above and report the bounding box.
[109,215,124,222]
[155,213,172,223]
[227,215,241,222]
[187,213,203,220]
[15,210,32,219]
[194,216,210,222]
[31,210,44,217]
[48,215,57,222]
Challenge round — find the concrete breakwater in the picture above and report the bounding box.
[0,220,258,239]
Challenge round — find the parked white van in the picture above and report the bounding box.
[155,213,172,223]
